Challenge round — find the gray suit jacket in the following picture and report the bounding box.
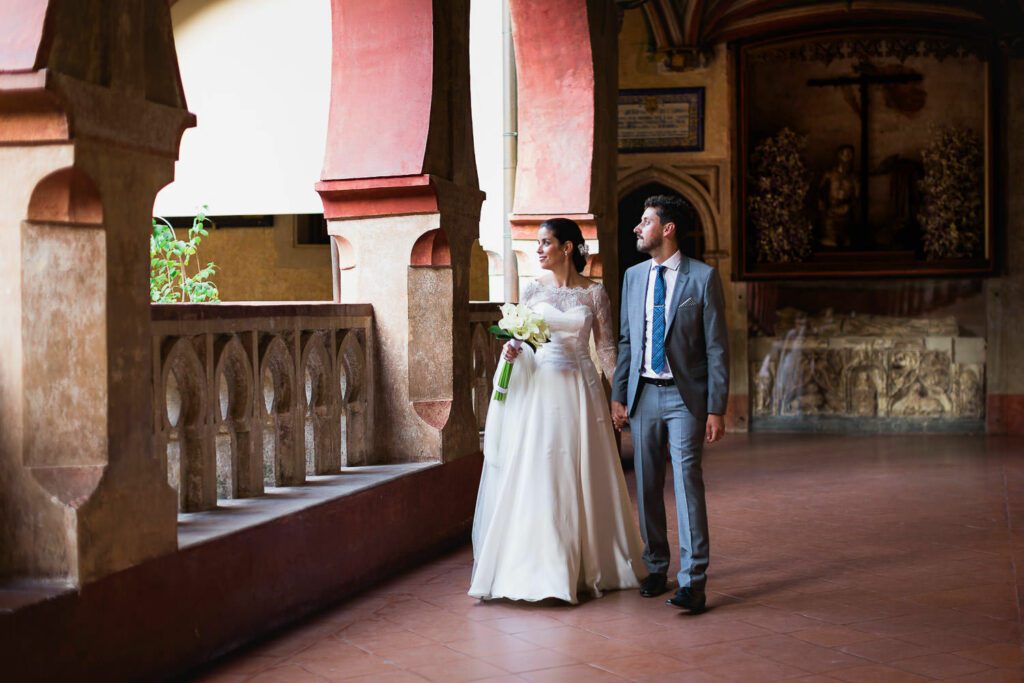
[611,256,729,419]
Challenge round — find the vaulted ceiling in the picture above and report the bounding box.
[624,0,1024,55]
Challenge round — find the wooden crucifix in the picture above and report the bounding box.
[808,64,923,248]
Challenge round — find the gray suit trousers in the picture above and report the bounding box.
[632,382,709,590]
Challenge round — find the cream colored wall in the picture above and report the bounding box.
[470,1,505,301]
[151,0,333,302]
[617,11,748,428]
[159,0,500,303]
[617,13,733,261]
[618,15,730,160]
[156,0,331,217]
[194,217,332,302]
[617,15,732,232]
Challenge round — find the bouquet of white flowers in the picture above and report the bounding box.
[488,302,550,401]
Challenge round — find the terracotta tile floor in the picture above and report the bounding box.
[190,434,1024,682]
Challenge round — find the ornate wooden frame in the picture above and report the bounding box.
[733,28,1000,280]
[618,87,705,153]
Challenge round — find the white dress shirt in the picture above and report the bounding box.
[642,250,682,380]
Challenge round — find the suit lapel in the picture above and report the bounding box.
[665,255,690,330]
[632,261,651,346]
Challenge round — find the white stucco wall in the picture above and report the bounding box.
[155,0,332,216]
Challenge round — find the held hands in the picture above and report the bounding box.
[612,401,724,443]
[611,401,629,431]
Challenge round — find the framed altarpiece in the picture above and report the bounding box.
[735,30,1000,279]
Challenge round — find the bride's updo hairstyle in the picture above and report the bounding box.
[540,217,588,273]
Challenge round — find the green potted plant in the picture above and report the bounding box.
[150,206,220,303]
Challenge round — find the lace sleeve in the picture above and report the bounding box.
[590,284,617,379]
[520,280,539,307]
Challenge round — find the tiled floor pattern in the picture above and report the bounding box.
[191,434,1024,682]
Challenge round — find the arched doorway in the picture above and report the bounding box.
[617,182,704,283]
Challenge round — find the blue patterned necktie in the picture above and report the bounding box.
[652,265,666,373]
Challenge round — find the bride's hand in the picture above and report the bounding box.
[611,401,628,431]
[502,342,521,363]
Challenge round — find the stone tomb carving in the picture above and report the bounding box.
[751,309,984,419]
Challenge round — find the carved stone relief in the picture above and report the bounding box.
[751,309,985,420]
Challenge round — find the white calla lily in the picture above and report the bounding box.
[491,301,550,401]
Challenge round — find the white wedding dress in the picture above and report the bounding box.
[469,280,647,603]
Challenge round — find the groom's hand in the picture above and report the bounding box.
[705,414,725,444]
[611,401,628,431]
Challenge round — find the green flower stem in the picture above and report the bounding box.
[493,360,513,402]
[492,339,523,402]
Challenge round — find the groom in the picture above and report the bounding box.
[611,194,729,613]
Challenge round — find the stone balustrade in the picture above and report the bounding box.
[469,303,504,429]
[151,303,374,512]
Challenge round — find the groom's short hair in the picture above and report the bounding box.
[644,195,691,233]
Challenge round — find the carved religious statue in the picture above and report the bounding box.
[750,307,984,422]
[818,144,860,249]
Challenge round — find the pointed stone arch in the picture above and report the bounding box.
[259,334,301,487]
[161,336,214,512]
[337,330,365,404]
[337,329,369,466]
[470,322,493,429]
[301,331,340,474]
[617,165,721,255]
[213,334,259,498]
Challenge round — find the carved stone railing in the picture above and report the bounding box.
[468,302,503,429]
[152,303,374,512]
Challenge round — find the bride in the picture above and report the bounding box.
[469,218,646,603]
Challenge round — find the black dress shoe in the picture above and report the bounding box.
[666,587,706,613]
[639,573,667,598]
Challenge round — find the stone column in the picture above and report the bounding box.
[0,1,193,584]
[507,0,620,308]
[317,0,482,463]
[987,54,1024,434]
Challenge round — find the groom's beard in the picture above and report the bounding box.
[637,237,657,253]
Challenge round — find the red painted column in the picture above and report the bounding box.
[0,0,48,70]
[320,1,432,182]
[317,0,483,463]
[508,0,620,301]
[510,0,595,219]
